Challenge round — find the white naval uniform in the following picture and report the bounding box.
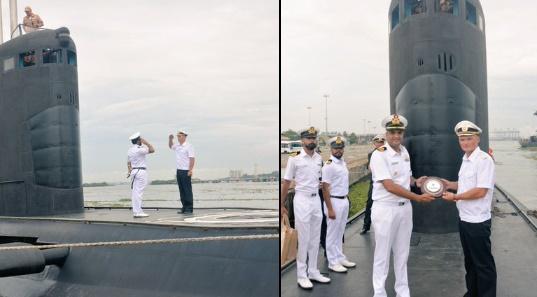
[456,147,495,223]
[128,144,149,215]
[322,155,350,267]
[171,142,195,170]
[369,144,413,297]
[283,148,323,280]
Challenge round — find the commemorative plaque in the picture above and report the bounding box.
[420,177,445,197]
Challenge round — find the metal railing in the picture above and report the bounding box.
[10,23,47,39]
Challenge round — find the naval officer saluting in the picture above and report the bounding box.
[441,120,497,297]
[127,132,155,218]
[369,114,434,297]
[321,136,356,273]
[281,127,331,290]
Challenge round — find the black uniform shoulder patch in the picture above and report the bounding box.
[377,147,387,152]
[290,151,301,157]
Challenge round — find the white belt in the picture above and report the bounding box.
[373,200,409,206]
[295,191,318,197]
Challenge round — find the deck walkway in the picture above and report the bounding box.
[281,189,537,297]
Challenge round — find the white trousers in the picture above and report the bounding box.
[293,192,323,279]
[371,201,413,297]
[323,197,349,266]
[131,169,148,215]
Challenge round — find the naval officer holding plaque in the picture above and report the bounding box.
[369,114,434,297]
[441,120,497,297]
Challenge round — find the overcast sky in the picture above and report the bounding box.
[3,0,278,182]
[282,0,537,137]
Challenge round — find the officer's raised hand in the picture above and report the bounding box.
[169,134,174,140]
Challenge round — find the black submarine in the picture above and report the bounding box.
[0,16,277,297]
[389,0,488,233]
[282,1,537,296]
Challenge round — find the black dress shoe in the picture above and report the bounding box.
[360,227,370,235]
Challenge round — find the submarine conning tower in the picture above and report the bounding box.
[0,27,83,216]
[388,0,488,233]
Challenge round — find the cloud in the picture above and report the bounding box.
[9,0,277,182]
[283,0,537,136]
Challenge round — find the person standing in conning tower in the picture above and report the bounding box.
[22,6,44,33]
[127,132,155,218]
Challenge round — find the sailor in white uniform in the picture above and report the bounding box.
[127,132,155,218]
[369,114,434,297]
[321,136,356,273]
[280,127,331,290]
[441,120,497,297]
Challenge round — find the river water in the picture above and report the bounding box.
[83,181,278,210]
[491,140,537,210]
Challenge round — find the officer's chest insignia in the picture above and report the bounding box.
[391,162,399,165]
[377,147,387,152]
[290,151,300,157]
[325,159,332,165]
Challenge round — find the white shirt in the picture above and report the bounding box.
[370,144,412,202]
[456,147,495,223]
[171,142,195,170]
[283,148,322,194]
[321,155,349,196]
[127,145,149,168]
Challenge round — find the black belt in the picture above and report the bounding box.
[330,195,348,199]
[130,167,146,189]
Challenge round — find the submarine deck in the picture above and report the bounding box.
[0,207,278,229]
[281,187,537,297]
[0,207,279,297]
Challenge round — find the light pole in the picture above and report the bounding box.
[323,94,329,135]
[306,106,312,126]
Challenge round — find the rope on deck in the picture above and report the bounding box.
[0,234,279,251]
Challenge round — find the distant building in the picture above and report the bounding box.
[229,170,242,179]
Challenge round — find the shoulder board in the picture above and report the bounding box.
[289,151,300,157]
[376,147,387,152]
[325,159,332,165]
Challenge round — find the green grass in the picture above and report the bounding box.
[348,179,370,218]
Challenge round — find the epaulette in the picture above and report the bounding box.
[325,159,332,165]
[376,147,387,152]
[290,151,301,157]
